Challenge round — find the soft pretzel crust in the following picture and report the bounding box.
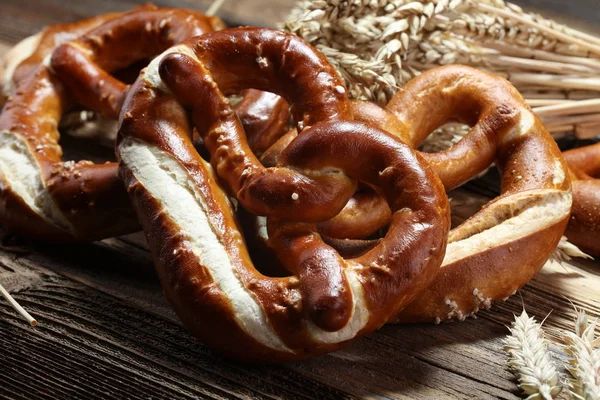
[118,28,450,362]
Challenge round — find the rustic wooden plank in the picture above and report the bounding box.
[0,259,353,400]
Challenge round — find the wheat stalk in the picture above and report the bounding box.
[283,0,600,139]
[504,310,563,399]
[0,282,37,326]
[564,309,600,399]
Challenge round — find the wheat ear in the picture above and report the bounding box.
[504,310,562,399]
[564,309,600,399]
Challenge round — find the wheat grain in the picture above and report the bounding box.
[504,310,563,400]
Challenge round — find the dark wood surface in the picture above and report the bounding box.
[0,1,599,399]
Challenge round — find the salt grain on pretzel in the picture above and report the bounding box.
[562,143,600,257]
[0,7,223,240]
[117,27,450,361]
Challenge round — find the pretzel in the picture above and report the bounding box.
[117,27,450,362]
[562,143,600,256]
[343,67,573,322]
[0,8,224,240]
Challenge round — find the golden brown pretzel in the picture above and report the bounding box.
[349,66,572,322]
[117,27,450,362]
[0,8,223,240]
[562,142,600,256]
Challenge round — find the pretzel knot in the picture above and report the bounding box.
[0,7,223,240]
[562,143,600,257]
[117,27,450,362]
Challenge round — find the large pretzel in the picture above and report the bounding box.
[562,143,600,257]
[0,8,223,240]
[117,27,450,362]
[386,66,571,322]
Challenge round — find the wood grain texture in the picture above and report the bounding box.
[0,1,599,399]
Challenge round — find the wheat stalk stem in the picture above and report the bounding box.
[543,113,600,127]
[486,55,598,75]
[527,100,574,107]
[548,125,577,135]
[0,282,37,326]
[205,0,226,16]
[533,99,600,117]
[508,74,600,91]
[482,41,600,70]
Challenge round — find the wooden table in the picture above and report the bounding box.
[0,1,598,399]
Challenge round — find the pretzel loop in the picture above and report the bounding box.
[117,28,450,361]
[50,9,225,120]
[371,66,572,322]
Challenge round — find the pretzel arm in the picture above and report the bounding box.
[562,142,600,256]
[51,9,221,119]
